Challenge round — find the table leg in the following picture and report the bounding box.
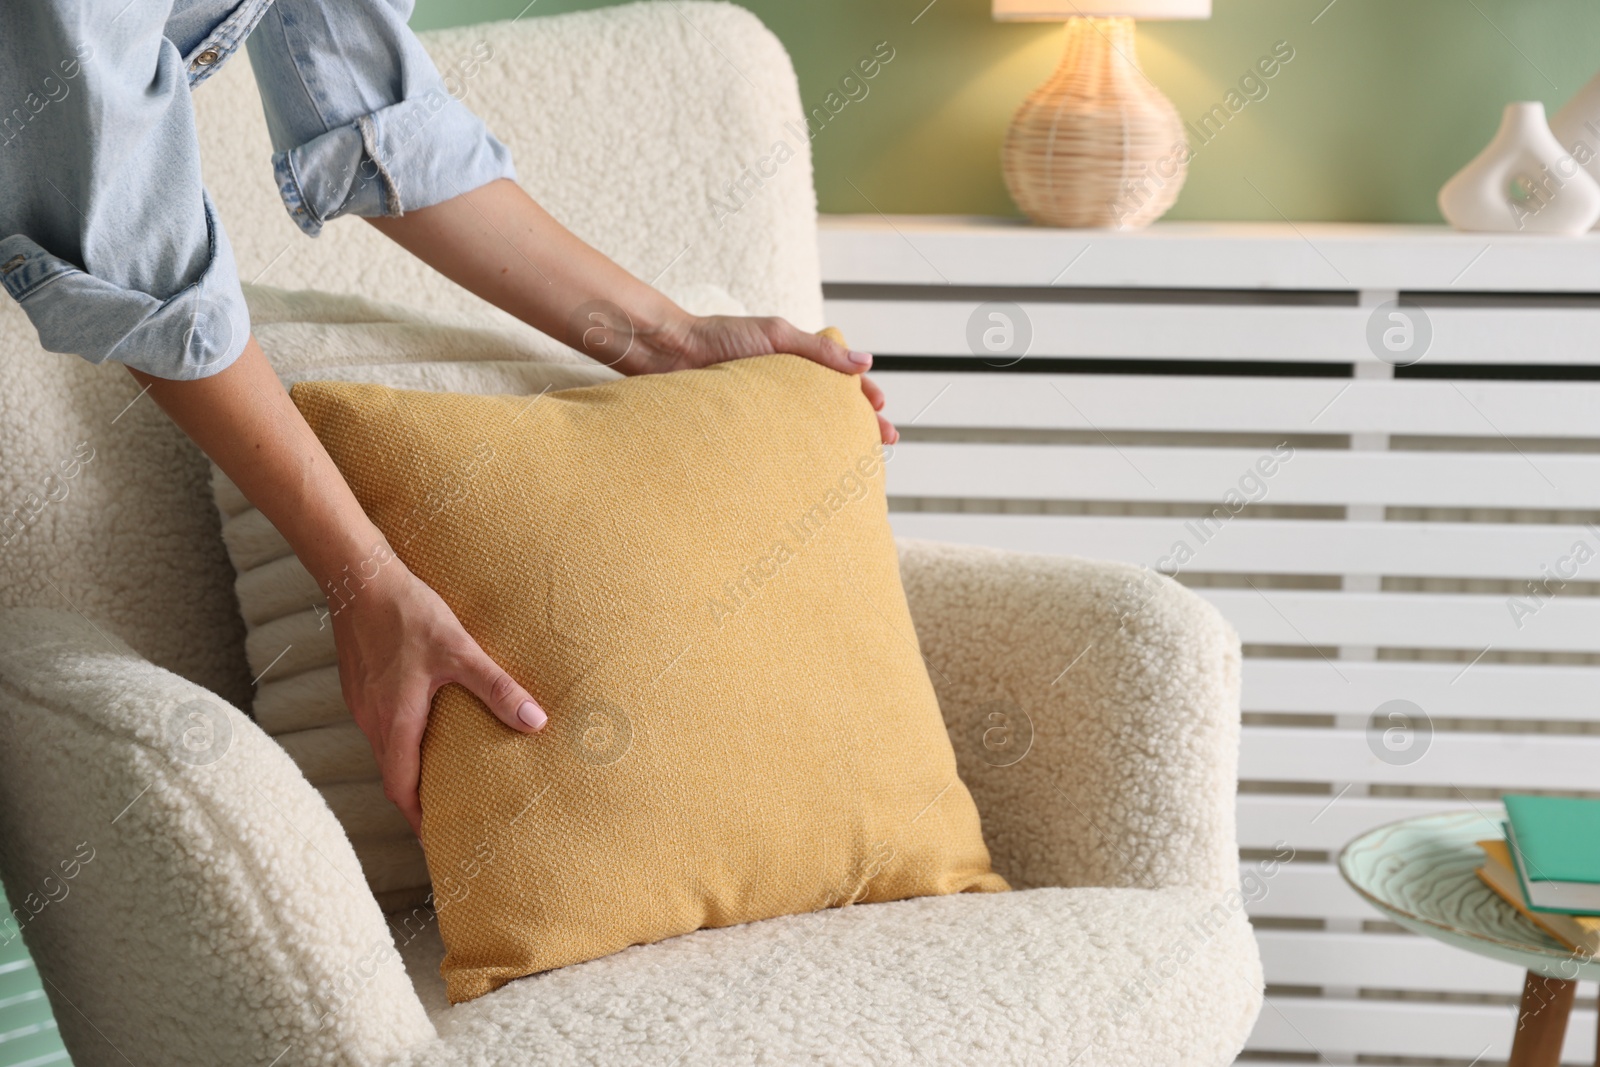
[1508,970,1576,1067]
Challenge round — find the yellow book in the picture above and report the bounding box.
[1476,839,1600,956]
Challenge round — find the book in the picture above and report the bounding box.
[1476,838,1600,955]
[1504,795,1600,914]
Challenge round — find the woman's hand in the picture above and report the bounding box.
[365,182,899,445]
[626,314,898,445]
[329,556,546,838]
[131,340,546,839]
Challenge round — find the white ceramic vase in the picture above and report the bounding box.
[1551,68,1600,207]
[1437,101,1600,234]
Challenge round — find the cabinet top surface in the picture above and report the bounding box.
[818,215,1600,293]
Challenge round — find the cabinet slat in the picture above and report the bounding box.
[1243,997,1596,1060]
[1239,725,1600,791]
[891,514,1599,581]
[1241,658,1600,721]
[833,298,1600,364]
[1256,930,1533,994]
[1201,589,1600,653]
[877,372,1600,438]
[888,442,1600,509]
[1236,794,1477,853]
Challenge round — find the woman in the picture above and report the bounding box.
[1,0,896,836]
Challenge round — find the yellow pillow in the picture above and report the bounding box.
[291,350,1007,1004]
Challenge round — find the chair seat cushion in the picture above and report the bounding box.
[391,885,1262,1067]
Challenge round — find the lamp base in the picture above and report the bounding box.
[1002,18,1188,229]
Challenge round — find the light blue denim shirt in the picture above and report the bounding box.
[0,0,516,379]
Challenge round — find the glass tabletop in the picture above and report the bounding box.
[1339,808,1600,981]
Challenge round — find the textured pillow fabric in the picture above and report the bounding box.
[291,353,1008,1003]
[211,285,735,911]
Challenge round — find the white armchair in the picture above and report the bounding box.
[0,4,1261,1064]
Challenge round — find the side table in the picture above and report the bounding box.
[1342,810,1600,1067]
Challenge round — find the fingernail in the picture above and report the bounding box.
[848,350,872,368]
[517,700,547,731]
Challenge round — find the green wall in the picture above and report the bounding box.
[412,0,1600,223]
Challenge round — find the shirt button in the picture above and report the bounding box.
[194,48,221,67]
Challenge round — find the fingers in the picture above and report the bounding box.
[771,319,872,376]
[859,374,885,411]
[451,642,547,733]
[380,702,429,838]
[859,376,897,444]
[771,320,889,438]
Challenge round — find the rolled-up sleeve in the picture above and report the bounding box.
[246,0,516,238]
[0,2,250,380]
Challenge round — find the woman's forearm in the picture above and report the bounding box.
[369,178,896,443]
[129,337,387,593]
[133,335,547,834]
[367,178,689,371]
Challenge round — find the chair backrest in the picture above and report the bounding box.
[196,4,825,328]
[0,2,822,704]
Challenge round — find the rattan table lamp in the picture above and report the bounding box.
[995,0,1210,228]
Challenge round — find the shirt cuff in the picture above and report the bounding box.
[272,90,517,238]
[0,192,250,381]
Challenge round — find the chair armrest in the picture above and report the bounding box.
[0,608,434,1067]
[898,540,1243,894]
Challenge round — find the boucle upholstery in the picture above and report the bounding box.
[390,886,1261,1065]
[0,2,1261,1063]
[0,551,1260,1066]
[899,540,1243,894]
[0,609,433,1067]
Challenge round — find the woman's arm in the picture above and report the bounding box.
[129,338,547,836]
[367,178,897,444]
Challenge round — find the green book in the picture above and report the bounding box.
[1504,795,1600,915]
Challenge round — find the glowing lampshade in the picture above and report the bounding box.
[994,0,1210,227]
[994,0,1210,19]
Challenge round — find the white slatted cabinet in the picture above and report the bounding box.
[822,217,1600,1066]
